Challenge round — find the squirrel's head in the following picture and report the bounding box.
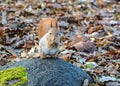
[47,23,60,48]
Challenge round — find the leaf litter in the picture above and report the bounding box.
[0,0,120,85]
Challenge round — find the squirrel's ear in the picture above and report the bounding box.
[50,21,52,28]
[56,22,58,28]
[55,18,58,28]
[50,18,58,28]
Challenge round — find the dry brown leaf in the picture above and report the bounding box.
[68,35,92,50]
[60,53,72,62]
[88,27,94,34]
[0,27,5,37]
[23,41,35,50]
[104,50,120,56]
[21,51,27,58]
[97,0,104,6]
[87,25,103,34]
[95,39,111,47]
[72,41,96,53]
[94,66,104,74]
[86,54,101,62]
[0,59,7,66]
[5,55,17,60]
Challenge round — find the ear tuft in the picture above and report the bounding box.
[50,20,52,28]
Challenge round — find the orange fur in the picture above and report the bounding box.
[37,18,58,39]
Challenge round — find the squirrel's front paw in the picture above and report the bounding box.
[54,54,58,59]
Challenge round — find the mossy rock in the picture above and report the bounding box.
[0,66,28,86]
[0,58,93,86]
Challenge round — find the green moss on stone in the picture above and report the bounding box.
[0,66,28,86]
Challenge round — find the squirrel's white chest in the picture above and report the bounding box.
[39,33,59,55]
[43,46,58,55]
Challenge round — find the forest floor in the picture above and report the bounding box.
[0,0,120,86]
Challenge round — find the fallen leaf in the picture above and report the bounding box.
[0,27,5,37]
[0,59,7,66]
[72,41,96,53]
[99,76,117,82]
[106,82,120,86]
[28,45,39,58]
[23,41,35,50]
[61,50,75,55]
[97,0,104,6]
[94,66,104,74]
[60,53,72,62]
[21,51,27,58]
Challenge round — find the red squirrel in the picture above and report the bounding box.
[37,18,60,59]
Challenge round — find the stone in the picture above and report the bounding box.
[0,58,93,86]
